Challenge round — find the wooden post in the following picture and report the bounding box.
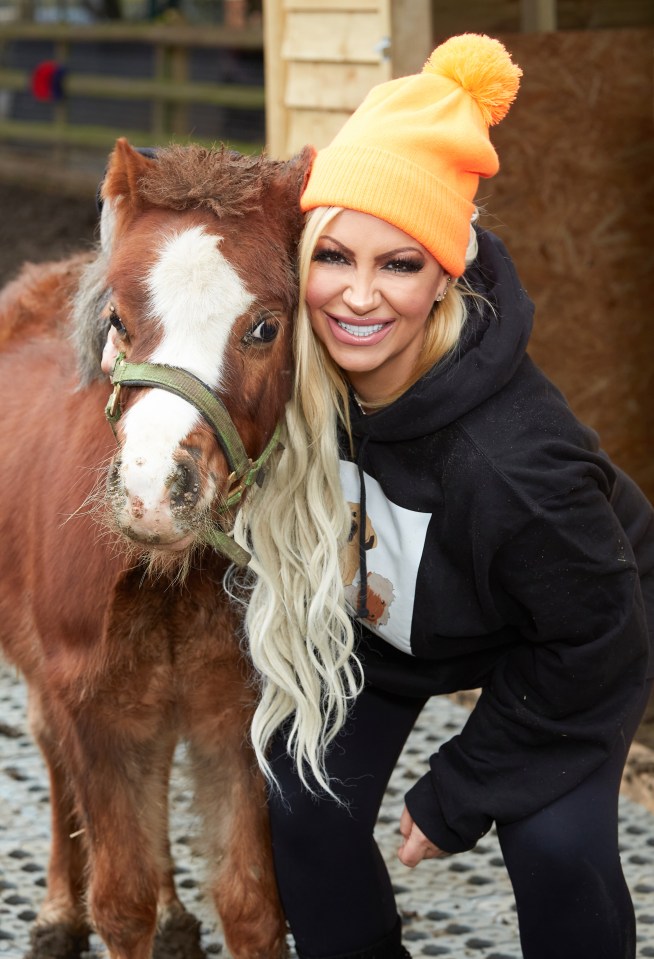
[168,42,189,137]
[520,0,557,32]
[53,37,68,163]
[152,41,189,141]
[16,0,36,19]
[225,0,248,27]
[152,42,166,140]
[263,0,288,157]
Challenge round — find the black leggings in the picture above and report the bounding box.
[268,681,651,959]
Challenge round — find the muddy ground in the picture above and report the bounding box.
[0,179,99,286]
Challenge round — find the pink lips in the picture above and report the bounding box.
[326,313,394,346]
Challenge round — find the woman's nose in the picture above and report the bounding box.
[342,272,381,314]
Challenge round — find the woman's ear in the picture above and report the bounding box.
[435,275,452,303]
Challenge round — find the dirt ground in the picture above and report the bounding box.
[0,179,99,286]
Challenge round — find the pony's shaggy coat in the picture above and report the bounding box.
[0,139,311,959]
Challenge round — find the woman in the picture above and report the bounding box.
[235,34,654,959]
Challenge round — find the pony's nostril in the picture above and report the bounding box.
[170,457,201,511]
[106,457,122,497]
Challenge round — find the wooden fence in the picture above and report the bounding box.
[0,21,265,187]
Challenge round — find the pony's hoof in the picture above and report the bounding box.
[153,909,208,959]
[24,922,90,959]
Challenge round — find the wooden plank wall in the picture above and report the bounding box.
[265,0,391,157]
[264,0,433,158]
[481,29,654,502]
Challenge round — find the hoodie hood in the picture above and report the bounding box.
[348,228,534,443]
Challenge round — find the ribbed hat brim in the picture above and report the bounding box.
[301,145,474,277]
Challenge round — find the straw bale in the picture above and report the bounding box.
[479,29,654,501]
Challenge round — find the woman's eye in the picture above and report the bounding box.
[312,248,349,265]
[108,304,128,337]
[243,313,280,345]
[384,258,423,274]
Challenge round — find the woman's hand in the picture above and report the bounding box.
[398,806,450,867]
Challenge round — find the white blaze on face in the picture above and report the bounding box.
[119,225,253,522]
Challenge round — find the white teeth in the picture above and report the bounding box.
[337,320,384,337]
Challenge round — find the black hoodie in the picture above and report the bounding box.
[339,228,654,854]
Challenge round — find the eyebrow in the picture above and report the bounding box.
[317,235,425,263]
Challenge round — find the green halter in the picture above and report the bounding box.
[105,353,281,566]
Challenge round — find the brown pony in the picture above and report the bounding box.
[0,139,312,959]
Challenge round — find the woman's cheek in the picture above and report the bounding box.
[308,305,329,344]
[306,267,338,313]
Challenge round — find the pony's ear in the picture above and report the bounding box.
[101,138,158,209]
[282,145,316,202]
[267,145,316,250]
[99,139,158,252]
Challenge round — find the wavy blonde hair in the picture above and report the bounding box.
[234,207,478,796]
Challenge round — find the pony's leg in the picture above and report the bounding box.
[25,686,91,959]
[64,701,183,959]
[188,691,287,959]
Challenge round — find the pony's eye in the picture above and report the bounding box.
[108,303,128,338]
[243,312,280,346]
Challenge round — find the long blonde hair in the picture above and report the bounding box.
[234,206,478,796]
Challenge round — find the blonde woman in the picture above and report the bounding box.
[237,34,654,959]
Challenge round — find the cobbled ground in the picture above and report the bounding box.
[2,660,654,958]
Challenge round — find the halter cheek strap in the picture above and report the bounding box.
[105,353,281,566]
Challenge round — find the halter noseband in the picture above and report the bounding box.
[105,352,281,566]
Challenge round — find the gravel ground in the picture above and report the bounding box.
[2,660,654,959]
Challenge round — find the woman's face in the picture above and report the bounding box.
[306,210,448,405]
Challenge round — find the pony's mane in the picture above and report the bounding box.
[135,145,284,218]
[71,247,111,387]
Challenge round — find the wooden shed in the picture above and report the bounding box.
[264,0,433,159]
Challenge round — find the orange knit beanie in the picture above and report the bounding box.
[300,34,522,277]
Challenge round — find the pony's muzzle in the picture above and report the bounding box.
[105,449,206,549]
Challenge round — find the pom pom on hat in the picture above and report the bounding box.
[423,34,522,126]
[301,33,522,277]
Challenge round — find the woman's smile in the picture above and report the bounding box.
[326,313,394,344]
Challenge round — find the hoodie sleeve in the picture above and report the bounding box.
[405,476,650,853]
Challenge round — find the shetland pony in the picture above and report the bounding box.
[0,139,311,959]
